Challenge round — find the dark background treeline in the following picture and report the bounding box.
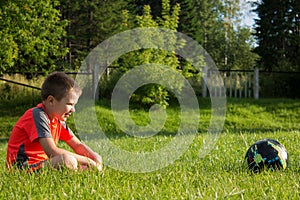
[0,0,300,100]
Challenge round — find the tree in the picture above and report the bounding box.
[177,0,258,70]
[99,0,195,107]
[178,0,224,62]
[254,0,300,71]
[125,0,161,16]
[60,0,129,70]
[121,0,183,107]
[229,27,260,69]
[0,0,68,74]
[288,0,300,70]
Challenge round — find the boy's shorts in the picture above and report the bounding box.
[16,160,48,172]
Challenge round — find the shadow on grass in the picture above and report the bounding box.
[95,97,213,111]
[223,127,299,134]
[77,130,184,141]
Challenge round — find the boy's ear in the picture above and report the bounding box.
[46,95,55,104]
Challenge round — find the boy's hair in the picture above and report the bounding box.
[41,72,82,101]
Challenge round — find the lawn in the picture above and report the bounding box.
[0,98,299,199]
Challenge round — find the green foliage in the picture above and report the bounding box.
[259,72,300,98]
[0,0,68,74]
[131,84,171,108]
[0,33,18,71]
[108,0,185,107]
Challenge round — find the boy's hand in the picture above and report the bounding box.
[80,158,102,172]
[96,162,103,172]
[93,154,103,172]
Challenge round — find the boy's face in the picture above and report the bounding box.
[51,90,79,122]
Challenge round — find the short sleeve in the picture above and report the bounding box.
[30,107,52,141]
[59,121,74,141]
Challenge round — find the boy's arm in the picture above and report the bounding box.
[65,136,103,170]
[39,137,99,169]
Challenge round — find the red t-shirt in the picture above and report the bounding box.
[6,103,74,169]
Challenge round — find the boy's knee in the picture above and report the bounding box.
[52,154,78,170]
[61,154,78,170]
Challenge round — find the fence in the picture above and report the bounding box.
[0,75,42,106]
[201,68,260,99]
[1,69,299,101]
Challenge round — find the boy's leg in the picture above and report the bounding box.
[50,154,78,170]
[25,160,47,172]
[15,154,78,171]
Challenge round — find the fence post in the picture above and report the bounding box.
[254,67,259,99]
[234,73,238,98]
[248,73,252,97]
[244,72,248,98]
[202,66,207,97]
[223,72,227,97]
[239,74,242,98]
[229,72,232,97]
[93,63,100,101]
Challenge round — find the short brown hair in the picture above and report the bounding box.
[41,72,82,101]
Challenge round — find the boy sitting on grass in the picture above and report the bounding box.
[6,72,102,172]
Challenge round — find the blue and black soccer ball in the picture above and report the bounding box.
[245,138,288,172]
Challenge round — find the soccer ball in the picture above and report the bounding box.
[245,138,288,172]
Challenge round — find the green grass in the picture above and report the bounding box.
[0,98,299,199]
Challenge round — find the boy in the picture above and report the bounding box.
[6,72,102,172]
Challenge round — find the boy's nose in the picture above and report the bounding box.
[71,106,76,113]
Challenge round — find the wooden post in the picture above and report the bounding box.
[209,70,214,97]
[239,74,242,98]
[223,72,227,97]
[213,71,217,97]
[234,73,237,98]
[93,63,100,101]
[254,67,259,99]
[244,72,248,98]
[248,73,252,97]
[229,72,232,98]
[202,66,207,97]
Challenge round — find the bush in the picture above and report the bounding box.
[260,72,300,98]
